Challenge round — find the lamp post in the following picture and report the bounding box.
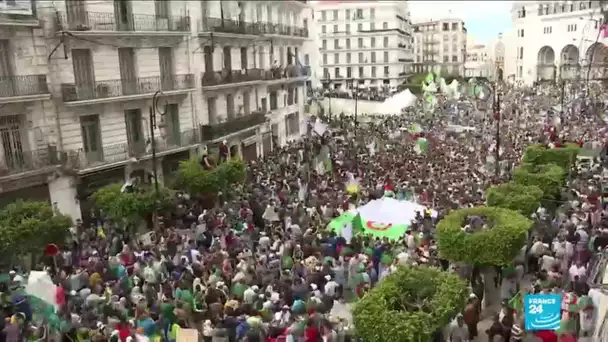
[150,91,166,196]
[493,84,502,178]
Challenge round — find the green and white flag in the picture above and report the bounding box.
[414,137,428,154]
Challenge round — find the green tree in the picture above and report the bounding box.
[352,266,467,342]
[0,200,71,260]
[522,143,579,170]
[436,207,533,266]
[486,182,543,217]
[513,163,565,199]
[172,158,245,195]
[91,184,174,224]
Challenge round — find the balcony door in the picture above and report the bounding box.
[240,47,248,70]
[65,0,87,30]
[287,47,293,65]
[226,94,235,120]
[203,46,214,74]
[0,115,25,171]
[158,47,174,90]
[118,48,137,95]
[164,103,181,146]
[114,0,134,31]
[243,91,250,116]
[0,40,15,97]
[223,46,232,70]
[80,114,103,164]
[72,49,95,100]
[154,0,170,30]
[207,97,217,124]
[124,109,145,156]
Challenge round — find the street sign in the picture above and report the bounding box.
[524,294,562,331]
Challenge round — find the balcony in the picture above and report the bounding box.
[0,146,60,178]
[264,65,310,85]
[201,111,267,141]
[69,128,200,171]
[260,23,308,38]
[57,11,191,36]
[60,74,195,106]
[0,75,50,104]
[198,17,260,37]
[201,69,265,90]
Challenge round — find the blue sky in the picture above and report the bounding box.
[408,1,514,43]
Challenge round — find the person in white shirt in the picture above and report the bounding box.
[568,260,587,283]
[324,275,339,298]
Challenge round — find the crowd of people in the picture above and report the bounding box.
[1,81,608,342]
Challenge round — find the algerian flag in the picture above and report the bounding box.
[424,72,434,84]
[327,211,357,235]
[354,198,410,240]
[508,291,523,314]
[414,137,428,154]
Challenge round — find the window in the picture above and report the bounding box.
[355,8,363,19]
[370,22,375,30]
[334,53,339,63]
[346,38,351,48]
[452,23,458,30]
[125,109,144,155]
[383,22,388,29]
[580,2,586,10]
[333,25,338,32]
[371,51,376,62]
[346,53,351,63]
[347,66,352,78]
[321,25,326,33]
[321,11,326,21]
[345,9,351,19]
[371,37,375,48]
[442,23,449,31]
[226,93,235,119]
[518,29,524,37]
[332,10,338,20]
[358,66,364,77]
[323,67,329,78]
[358,38,363,48]
[384,51,388,62]
[334,39,339,49]
[80,115,102,163]
[452,55,458,62]
[370,8,375,19]
[345,24,350,33]
[518,47,523,60]
[357,23,362,32]
[371,66,376,77]
[384,66,389,76]
[383,37,388,48]
[72,49,94,93]
[567,24,577,32]
[443,56,449,62]
[518,7,526,18]
[334,67,339,77]
[286,113,300,135]
[322,40,327,49]
[543,26,552,34]
[443,34,448,41]
[358,52,363,63]
[304,54,310,66]
[118,48,137,93]
[322,54,327,64]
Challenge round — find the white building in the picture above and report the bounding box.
[412,19,467,75]
[313,1,414,90]
[507,0,607,85]
[302,7,323,90]
[0,0,311,221]
[464,38,492,78]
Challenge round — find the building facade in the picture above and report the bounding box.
[507,0,607,85]
[314,1,414,90]
[412,19,467,76]
[0,0,310,221]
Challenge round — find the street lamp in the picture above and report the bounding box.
[149,91,166,196]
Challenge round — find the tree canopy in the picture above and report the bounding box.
[352,266,467,342]
[0,200,71,259]
[513,163,565,199]
[522,143,579,170]
[172,158,246,195]
[436,207,532,266]
[486,182,544,217]
[91,184,174,224]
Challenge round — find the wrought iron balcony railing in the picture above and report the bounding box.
[199,17,260,35]
[260,23,308,37]
[0,146,60,177]
[61,74,195,102]
[0,75,49,98]
[201,69,265,87]
[155,128,201,153]
[57,11,191,32]
[201,111,267,141]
